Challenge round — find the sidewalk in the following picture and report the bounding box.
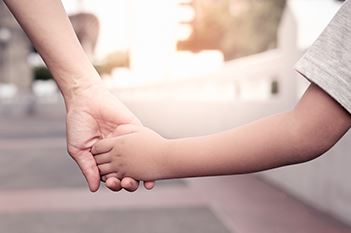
[0,110,350,233]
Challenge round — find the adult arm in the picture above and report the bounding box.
[3,0,152,191]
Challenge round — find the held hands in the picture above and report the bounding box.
[92,124,168,182]
[65,83,154,192]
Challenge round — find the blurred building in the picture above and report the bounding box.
[69,13,99,59]
[0,1,32,96]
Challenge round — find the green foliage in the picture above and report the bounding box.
[33,66,53,81]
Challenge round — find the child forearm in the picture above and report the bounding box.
[91,85,350,181]
[161,84,351,179]
[163,112,302,178]
[3,0,100,101]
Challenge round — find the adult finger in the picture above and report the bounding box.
[105,177,122,192]
[121,177,140,192]
[144,181,155,190]
[101,172,118,182]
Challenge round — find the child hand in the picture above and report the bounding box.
[91,124,168,182]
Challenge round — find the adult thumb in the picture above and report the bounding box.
[72,150,100,192]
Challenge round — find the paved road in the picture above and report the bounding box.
[0,108,350,233]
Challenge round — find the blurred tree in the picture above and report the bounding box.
[178,0,287,61]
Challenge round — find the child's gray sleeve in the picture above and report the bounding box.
[295,0,351,114]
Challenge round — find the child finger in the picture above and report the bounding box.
[98,163,113,175]
[94,153,111,164]
[106,177,123,192]
[121,177,139,192]
[91,138,114,155]
[101,173,119,183]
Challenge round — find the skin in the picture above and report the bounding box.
[92,84,351,181]
[3,0,154,192]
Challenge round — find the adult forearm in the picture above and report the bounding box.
[4,0,100,100]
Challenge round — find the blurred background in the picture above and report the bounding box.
[0,0,351,232]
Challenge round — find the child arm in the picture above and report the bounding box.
[92,84,351,181]
[163,84,351,178]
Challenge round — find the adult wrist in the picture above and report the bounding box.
[60,71,103,107]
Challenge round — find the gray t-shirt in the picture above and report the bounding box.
[295,0,351,114]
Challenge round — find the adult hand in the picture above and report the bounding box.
[65,83,154,192]
[3,0,153,193]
